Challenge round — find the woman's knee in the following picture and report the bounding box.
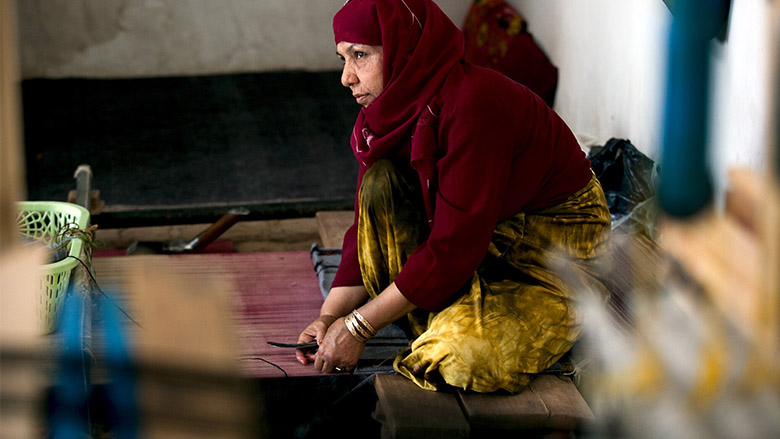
[359,159,420,212]
[361,159,397,203]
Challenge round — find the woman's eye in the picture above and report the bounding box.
[355,51,365,59]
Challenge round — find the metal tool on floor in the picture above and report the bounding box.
[126,207,250,255]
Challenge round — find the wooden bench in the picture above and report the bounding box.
[373,373,594,439]
[374,374,470,439]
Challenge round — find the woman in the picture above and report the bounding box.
[296,0,611,394]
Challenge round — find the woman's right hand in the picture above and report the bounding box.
[295,314,337,365]
[296,285,369,366]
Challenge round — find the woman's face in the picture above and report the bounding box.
[337,42,383,107]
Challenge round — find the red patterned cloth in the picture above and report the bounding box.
[462,0,559,106]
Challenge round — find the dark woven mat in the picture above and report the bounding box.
[22,71,359,227]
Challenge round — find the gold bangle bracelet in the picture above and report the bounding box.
[350,310,373,340]
[352,309,377,337]
[344,312,368,343]
[352,319,373,341]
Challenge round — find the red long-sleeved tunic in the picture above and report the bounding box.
[331,62,592,311]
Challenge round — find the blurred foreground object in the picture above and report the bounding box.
[0,0,25,251]
[575,167,779,438]
[577,1,780,432]
[0,246,50,439]
[0,2,49,437]
[99,258,261,438]
[663,169,779,345]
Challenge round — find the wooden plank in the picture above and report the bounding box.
[0,246,50,439]
[122,258,240,374]
[725,168,763,233]
[457,375,593,434]
[373,374,469,439]
[456,383,550,432]
[1,0,25,251]
[530,375,594,430]
[660,212,764,341]
[90,254,265,438]
[315,210,354,248]
[94,217,320,253]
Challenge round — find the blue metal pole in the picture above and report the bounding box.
[658,0,728,217]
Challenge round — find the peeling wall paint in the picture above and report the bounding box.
[17,0,771,201]
[17,0,472,79]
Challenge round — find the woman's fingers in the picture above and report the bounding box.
[296,314,340,364]
[297,315,365,372]
[295,331,317,365]
[314,353,331,373]
[295,320,322,364]
[297,322,319,343]
[315,314,337,343]
[295,345,317,365]
[313,317,365,373]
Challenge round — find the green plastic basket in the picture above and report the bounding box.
[16,201,90,333]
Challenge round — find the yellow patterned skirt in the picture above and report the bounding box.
[358,160,612,393]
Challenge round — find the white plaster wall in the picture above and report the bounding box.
[18,0,773,198]
[511,0,773,200]
[511,0,669,158]
[708,1,773,177]
[17,0,472,78]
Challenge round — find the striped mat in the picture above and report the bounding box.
[93,251,325,378]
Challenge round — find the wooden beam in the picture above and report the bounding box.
[315,210,353,248]
[0,0,25,252]
[94,217,320,253]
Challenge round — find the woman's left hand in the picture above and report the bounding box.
[314,317,366,373]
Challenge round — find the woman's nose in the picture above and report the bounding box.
[341,63,357,88]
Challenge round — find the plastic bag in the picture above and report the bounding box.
[588,138,661,239]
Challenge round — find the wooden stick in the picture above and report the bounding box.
[0,0,25,252]
[761,0,780,359]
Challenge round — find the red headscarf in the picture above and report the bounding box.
[333,0,465,166]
